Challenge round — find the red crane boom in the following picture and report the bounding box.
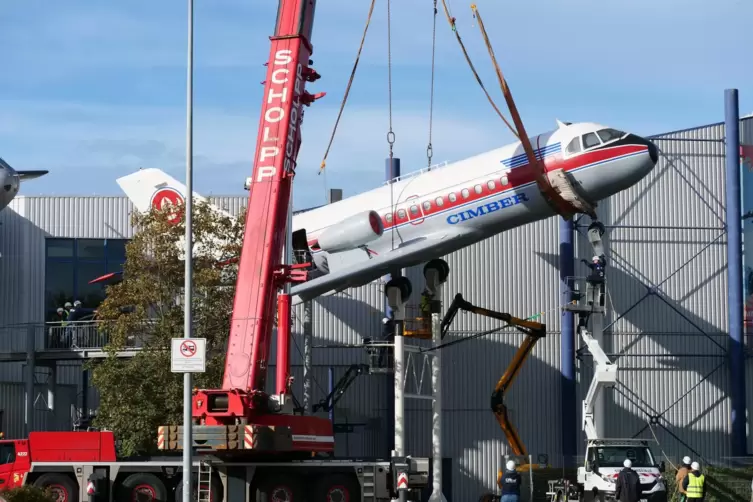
[187,0,334,455]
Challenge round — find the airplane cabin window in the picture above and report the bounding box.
[410,205,419,215]
[435,197,444,207]
[474,184,483,194]
[461,189,470,199]
[566,137,582,155]
[448,192,457,202]
[501,176,508,186]
[422,201,432,211]
[597,128,626,143]
[582,132,601,149]
[397,209,406,219]
[487,180,495,190]
[385,213,393,223]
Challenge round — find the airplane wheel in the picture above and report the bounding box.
[424,258,450,283]
[588,221,606,237]
[385,276,412,303]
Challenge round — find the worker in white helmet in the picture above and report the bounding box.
[499,460,521,502]
[676,456,693,502]
[682,462,705,501]
[615,458,642,502]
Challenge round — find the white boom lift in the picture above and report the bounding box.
[548,221,667,502]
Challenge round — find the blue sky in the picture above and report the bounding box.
[1,0,751,209]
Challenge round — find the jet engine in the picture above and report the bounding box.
[316,210,384,253]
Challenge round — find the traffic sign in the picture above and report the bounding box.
[171,338,207,373]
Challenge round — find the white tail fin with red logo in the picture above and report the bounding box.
[116,167,233,219]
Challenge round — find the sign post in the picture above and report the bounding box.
[182,2,195,502]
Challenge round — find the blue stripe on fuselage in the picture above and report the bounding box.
[501,142,561,169]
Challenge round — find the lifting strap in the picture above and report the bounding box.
[469,5,596,220]
[437,0,518,138]
[318,0,377,175]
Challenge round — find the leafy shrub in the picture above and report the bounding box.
[0,486,55,502]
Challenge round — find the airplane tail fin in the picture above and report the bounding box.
[116,167,232,217]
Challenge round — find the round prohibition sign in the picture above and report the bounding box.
[180,340,197,357]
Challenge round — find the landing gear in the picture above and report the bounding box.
[423,258,449,296]
[385,275,412,320]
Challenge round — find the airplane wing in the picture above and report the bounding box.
[291,228,477,304]
[17,170,49,181]
[0,157,49,181]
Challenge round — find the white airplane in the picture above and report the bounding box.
[116,120,658,304]
[0,157,48,213]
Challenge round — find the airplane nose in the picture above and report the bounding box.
[646,140,658,164]
[627,134,659,165]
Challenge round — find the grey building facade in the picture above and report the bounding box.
[1,117,752,500]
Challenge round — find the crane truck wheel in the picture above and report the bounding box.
[312,473,361,502]
[116,473,168,502]
[252,473,303,502]
[33,473,78,502]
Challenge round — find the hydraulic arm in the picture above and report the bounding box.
[570,221,617,440]
[441,293,546,456]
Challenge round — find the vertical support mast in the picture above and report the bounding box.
[222,0,321,393]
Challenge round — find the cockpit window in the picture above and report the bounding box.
[582,132,602,149]
[597,128,625,143]
[566,137,582,155]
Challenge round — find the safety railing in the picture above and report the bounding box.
[0,321,151,354]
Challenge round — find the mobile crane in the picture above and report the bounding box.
[155,0,429,499]
[438,293,550,487]
[547,221,667,502]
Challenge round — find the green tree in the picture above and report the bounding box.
[86,200,246,456]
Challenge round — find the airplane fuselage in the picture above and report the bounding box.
[115,121,658,302]
[0,165,21,213]
[294,121,657,284]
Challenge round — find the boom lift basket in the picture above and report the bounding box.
[403,302,442,339]
[364,342,394,374]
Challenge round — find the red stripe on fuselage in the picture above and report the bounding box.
[303,143,646,246]
[380,143,646,230]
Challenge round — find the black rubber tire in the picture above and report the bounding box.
[253,473,304,502]
[313,473,361,502]
[33,473,79,502]
[174,475,223,502]
[117,473,169,502]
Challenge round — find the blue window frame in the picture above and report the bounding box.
[45,238,129,320]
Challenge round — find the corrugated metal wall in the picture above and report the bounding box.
[0,382,78,438]
[0,117,750,500]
